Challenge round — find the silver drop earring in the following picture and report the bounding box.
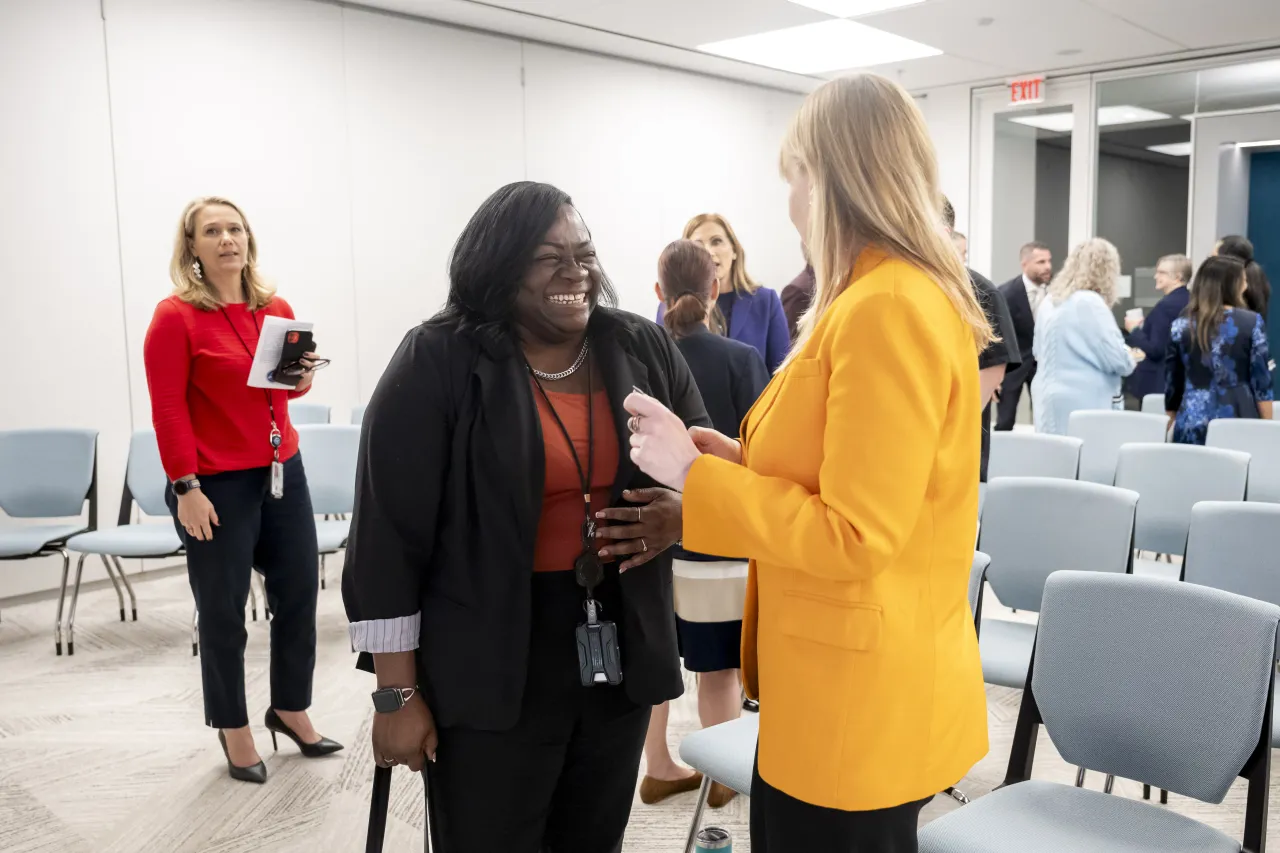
[192,259,203,280]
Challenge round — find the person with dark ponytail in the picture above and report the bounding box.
[636,240,769,809]
[1166,254,1274,444]
[1216,235,1272,322]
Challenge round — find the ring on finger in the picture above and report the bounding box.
[627,415,642,434]
[640,538,648,552]
[636,506,643,523]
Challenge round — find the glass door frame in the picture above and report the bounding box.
[969,75,1096,280]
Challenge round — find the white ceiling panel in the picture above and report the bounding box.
[351,0,1280,92]
[1083,0,1280,50]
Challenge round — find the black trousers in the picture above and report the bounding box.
[751,759,930,852]
[995,358,1037,430]
[166,454,318,729]
[426,569,650,853]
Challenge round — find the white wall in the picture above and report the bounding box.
[0,0,804,598]
[1190,110,1280,261]
[918,85,973,234]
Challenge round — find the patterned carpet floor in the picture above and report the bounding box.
[0,564,1267,852]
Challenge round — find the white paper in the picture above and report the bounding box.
[247,315,314,389]
[1115,274,1133,299]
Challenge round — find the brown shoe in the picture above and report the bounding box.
[708,781,737,808]
[639,772,704,805]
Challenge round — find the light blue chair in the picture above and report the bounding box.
[289,401,331,425]
[918,572,1278,853]
[1141,393,1165,414]
[1067,410,1168,485]
[63,430,183,654]
[296,425,358,589]
[0,429,98,654]
[1207,418,1280,503]
[988,432,1082,480]
[351,404,367,426]
[1115,443,1250,581]
[977,477,1137,689]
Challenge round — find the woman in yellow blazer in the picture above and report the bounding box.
[624,73,993,850]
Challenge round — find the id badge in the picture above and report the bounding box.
[575,600,623,687]
[270,460,285,499]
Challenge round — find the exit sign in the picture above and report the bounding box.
[1010,75,1046,105]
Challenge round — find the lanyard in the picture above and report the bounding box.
[220,307,284,461]
[529,360,602,591]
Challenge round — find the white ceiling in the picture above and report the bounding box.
[357,0,1280,93]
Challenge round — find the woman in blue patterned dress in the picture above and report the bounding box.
[1166,255,1275,445]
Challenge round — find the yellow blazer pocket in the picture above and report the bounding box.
[786,357,825,379]
[780,591,883,651]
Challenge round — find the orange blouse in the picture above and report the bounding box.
[532,386,619,573]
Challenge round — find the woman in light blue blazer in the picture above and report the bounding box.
[1031,238,1137,434]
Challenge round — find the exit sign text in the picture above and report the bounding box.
[1009,76,1045,105]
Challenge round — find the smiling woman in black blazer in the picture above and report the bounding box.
[341,182,709,853]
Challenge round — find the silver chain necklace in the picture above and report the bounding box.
[529,338,589,382]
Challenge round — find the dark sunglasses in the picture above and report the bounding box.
[280,357,331,377]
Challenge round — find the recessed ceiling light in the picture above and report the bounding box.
[1008,105,1171,133]
[1148,142,1192,156]
[1237,139,1280,149]
[787,0,925,15]
[698,20,940,74]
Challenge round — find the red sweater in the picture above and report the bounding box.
[143,294,309,481]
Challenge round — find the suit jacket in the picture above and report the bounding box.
[780,266,816,342]
[342,308,710,731]
[657,285,791,373]
[1126,286,1190,399]
[683,247,988,811]
[999,275,1037,362]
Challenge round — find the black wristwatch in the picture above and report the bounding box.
[172,477,202,496]
[372,686,417,714]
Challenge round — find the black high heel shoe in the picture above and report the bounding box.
[218,729,268,784]
[264,708,344,758]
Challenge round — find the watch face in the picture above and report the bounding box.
[372,689,403,714]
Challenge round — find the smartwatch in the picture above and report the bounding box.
[372,686,416,714]
[172,477,202,496]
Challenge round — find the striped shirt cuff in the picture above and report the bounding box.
[349,613,421,653]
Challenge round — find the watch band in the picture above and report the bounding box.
[371,686,416,713]
[172,477,201,496]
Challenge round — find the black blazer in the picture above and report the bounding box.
[341,308,710,731]
[671,326,769,562]
[998,275,1036,362]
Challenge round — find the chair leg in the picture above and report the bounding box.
[67,553,87,655]
[682,775,713,853]
[1103,774,1115,794]
[111,556,137,620]
[1075,767,1086,787]
[944,786,970,805]
[100,554,126,622]
[259,573,272,621]
[54,549,71,655]
[1143,783,1151,800]
[320,554,326,591]
[1160,789,1168,805]
[192,607,199,657]
[248,577,258,622]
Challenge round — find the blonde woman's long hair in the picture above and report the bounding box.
[781,74,992,357]
[682,213,760,297]
[170,196,275,311]
[1047,238,1121,307]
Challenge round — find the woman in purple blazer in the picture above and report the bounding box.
[656,213,790,373]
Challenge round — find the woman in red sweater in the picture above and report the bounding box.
[144,197,341,784]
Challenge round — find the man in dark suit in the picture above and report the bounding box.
[1124,254,1192,408]
[995,241,1053,430]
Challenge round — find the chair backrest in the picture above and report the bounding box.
[0,428,97,518]
[1207,419,1280,503]
[289,401,331,425]
[295,425,359,515]
[978,477,1138,612]
[969,551,989,636]
[1184,501,1280,607]
[1068,410,1168,485]
[1141,393,1165,414]
[125,430,170,518]
[352,404,367,426]
[1031,571,1278,803]
[1114,443,1250,556]
[988,432,1082,480]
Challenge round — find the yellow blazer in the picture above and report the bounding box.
[683,246,989,811]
